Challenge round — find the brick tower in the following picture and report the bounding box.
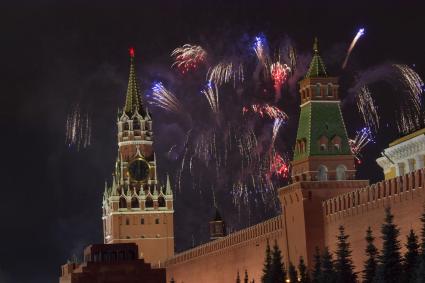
[278,39,368,267]
[102,48,174,266]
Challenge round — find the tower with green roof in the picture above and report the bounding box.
[291,38,355,182]
[277,39,369,271]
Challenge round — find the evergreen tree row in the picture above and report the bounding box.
[240,207,425,283]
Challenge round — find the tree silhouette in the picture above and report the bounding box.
[363,226,378,283]
[270,240,286,283]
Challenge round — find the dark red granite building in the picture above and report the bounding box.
[59,243,166,283]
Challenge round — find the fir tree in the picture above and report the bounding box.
[262,241,272,283]
[236,271,241,283]
[270,240,286,283]
[288,262,298,283]
[403,229,419,283]
[363,226,378,283]
[298,256,310,283]
[311,247,321,283]
[416,208,425,283]
[373,207,402,283]
[244,270,249,283]
[320,247,335,283]
[334,225,356,283]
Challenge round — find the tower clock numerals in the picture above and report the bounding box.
[128,158,150,182]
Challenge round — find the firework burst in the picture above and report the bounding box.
[270,61,291,98]
[171,44,207,74]
[349,127,374,163]
[207,61,244,87]
[248,104,288,120]
[148,82,183,113]
[201,82,220,114]
[356,86,380,133]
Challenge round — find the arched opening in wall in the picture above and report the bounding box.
[318,136,328,151]
[315,83,321,97]
[119,197,127,209]
[336,165,347,180]
[331,136,342,151]
[133,118,140,130]
[327,83,333,97]
[145,197,153,208]
[158,196,166,207]
[317,165,328,181]
[131,197,139,209]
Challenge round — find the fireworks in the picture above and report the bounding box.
[253,34,268,63]
[342,28,365,69]
[270,62,291,96]
[249,104,288,120]
[393,64,423,111]
[171,44,207,74]
[65,104,91,150]
[207,61,244,87]
[269,151,289,179]
[356,86,380,133]
[349,127,374,163]
[288,45,297,73]
[271,119,284,147]
[148,82,183,113]
[201,82,220,114]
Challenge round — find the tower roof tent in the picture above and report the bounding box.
[305,38,328,78]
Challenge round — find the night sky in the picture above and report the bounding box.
[2,0,425,282]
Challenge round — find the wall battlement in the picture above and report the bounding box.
[323,168,425,219]
[166,215,283,266]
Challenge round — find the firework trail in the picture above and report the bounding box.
[356,86,380,133]
[65,104,91,150]
[207,61,244,87]
[342,28,365,69]
[271,119,284,147]
[148,82,183,113]
[393,64,423,111]
[349,127,374,163]
[201,82,220,114]
[270,61,291,100]
[171,44,207,74]
[252,34,270,80]
[288,45,297,73]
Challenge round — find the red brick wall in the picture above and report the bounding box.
[324,169,425,273]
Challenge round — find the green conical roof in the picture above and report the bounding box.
[305,38,327,78]
[124,48,144,116]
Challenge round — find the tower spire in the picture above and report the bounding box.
[305,38,327,78]
[124,47,144,116]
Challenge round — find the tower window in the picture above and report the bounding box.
[140,218,145,225]
[336,165,347,180]
[317,165,328,181]
[125,218,130,225]
[326,84,333,97]
[155,218,160,224]
[119,197,127,209]
[133,119,140,130]
[315,83,321,97]
[123,122,129,131]
[318,135,328,151]
[158,196,166,207]
[131,197,139,209]
[145,197,153,208]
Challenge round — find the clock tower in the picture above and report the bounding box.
[102,48,174,266]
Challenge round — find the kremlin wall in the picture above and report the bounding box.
[61,42,425,283]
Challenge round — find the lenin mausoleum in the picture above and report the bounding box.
[60,42,425,283]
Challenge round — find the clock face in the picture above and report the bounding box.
[128,159,150,181]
